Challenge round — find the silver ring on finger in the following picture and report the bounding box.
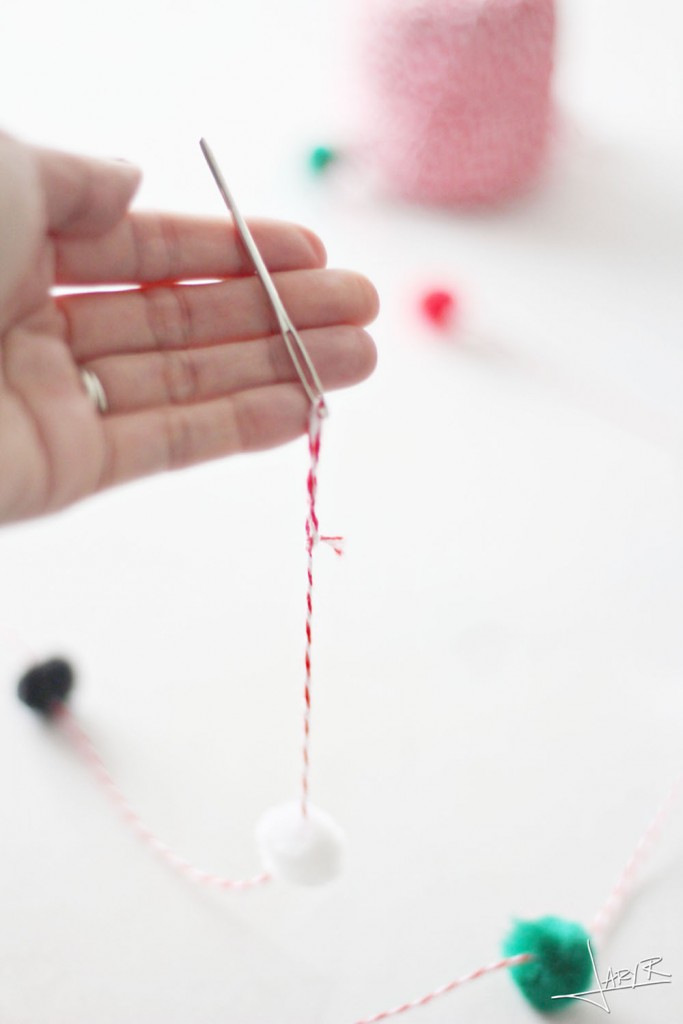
[80,368,109,415]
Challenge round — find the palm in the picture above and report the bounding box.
[1,227,103,520]
[0,136,377,524]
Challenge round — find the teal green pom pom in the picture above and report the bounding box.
[308,146,338,175]
[503,916,593,1014]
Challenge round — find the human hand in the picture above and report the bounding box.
[0,133,378,524]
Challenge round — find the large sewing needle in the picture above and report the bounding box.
[199,138,328,415]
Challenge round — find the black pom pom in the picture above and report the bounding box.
[17,659,75,715]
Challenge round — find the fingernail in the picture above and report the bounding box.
[109,157,142,175]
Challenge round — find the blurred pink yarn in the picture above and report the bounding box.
[360,0,556,205]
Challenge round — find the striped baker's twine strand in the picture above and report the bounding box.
[590,772,683,939]
[301,400,342,817]
[56,704,270,891]
[300,407,320,819]
[351,954,534,1024]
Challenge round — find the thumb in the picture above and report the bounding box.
[36,145,142,238]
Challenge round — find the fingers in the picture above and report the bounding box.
[79,325,377,413]
[36,146,141,238]
[62,269,380,362]
[85,274,378,491]
[54,212,327,286]
[98,383,321,488]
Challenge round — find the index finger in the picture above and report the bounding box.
[53,212,328,286]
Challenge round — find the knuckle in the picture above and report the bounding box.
[266,333,288,382]
[233,398,258,452]
[163,349,201,405]
[144,286,192,350]
[163,407,197,469]
[132,213,183,281]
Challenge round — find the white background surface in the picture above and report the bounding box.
[0,1,682,1022]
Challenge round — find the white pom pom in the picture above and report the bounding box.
[256,801,345,886]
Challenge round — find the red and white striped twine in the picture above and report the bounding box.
[351,954,533,1024]
[590,771,683,940]
[52,682,681,1020]
[301,400,343,817]
[56,704,270,892]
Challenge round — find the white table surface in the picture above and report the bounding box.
[0,1,682,1022]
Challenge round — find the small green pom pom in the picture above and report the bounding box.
[308,145,338,175]
[503,916,593,1014]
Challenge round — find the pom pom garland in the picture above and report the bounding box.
[17,658,74,715]
[38,685,681,1023]
[17,655,680,1023]
[256,801,345,885]
[502,916,593,1013]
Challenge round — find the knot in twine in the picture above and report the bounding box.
[306,402,344,557]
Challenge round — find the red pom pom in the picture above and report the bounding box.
[420,289,458,329]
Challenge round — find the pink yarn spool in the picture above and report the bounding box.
[359,0,556,205]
